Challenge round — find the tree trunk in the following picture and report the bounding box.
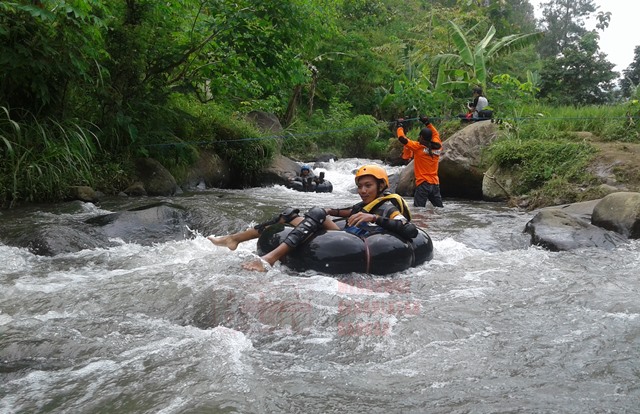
[283,84,302,127]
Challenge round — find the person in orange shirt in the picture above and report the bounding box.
[401,143,413,164]
[396,116,444,208]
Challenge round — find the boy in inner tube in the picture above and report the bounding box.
[208,164,417,271]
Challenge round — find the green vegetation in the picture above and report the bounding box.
[0,107,100,207]
[1,0,639,208]
[488,136,595,191]
[485,100,640,207]
[498,103,639,142]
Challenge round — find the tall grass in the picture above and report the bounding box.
[512,104,640,142]
[0,107,100,207]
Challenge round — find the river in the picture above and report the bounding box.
[1,158,639,413]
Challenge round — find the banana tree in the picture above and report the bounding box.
[432,20,543,92]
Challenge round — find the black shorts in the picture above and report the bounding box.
[414,182,443,208]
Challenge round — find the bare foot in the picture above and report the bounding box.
[207,235,240,251]
[241,258,270,272]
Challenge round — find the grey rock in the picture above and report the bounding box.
[592,192,640,238]
[524,209,627,251]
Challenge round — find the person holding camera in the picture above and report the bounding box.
[396,116,444,208]
[469,86,489,118]
[459,86,491,122]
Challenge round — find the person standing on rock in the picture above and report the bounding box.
[396,116,444,208]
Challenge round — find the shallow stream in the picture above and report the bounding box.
[1,158,639,413]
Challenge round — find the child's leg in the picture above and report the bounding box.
[208,228,260,251]
[208,208,301,250]
[243,207,328,271]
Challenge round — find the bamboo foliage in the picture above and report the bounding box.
[433,20,544,91]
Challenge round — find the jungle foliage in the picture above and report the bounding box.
[1,0,639,207]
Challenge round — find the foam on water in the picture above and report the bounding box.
[2,158,640,413]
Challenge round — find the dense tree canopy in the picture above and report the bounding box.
[1,0,626,125]
[538,32,616,105]
[536,0,603,59]
[1,0,634,206]
[534,0,617,104]
[0,1,107,118]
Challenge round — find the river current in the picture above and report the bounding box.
[1,158,639,413]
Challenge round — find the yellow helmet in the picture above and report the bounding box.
[355,164,389,190]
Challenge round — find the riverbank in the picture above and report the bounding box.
[518,136,640,210]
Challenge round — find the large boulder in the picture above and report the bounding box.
[85,202,193,245]
[6,222,114,256]
[256,154,302,187]
[68,185,99,203]
[182,150,231,190]
[524,209,627,251]
[591,192,640,238]
[245,110,283,153]
[123,181,147,197]
[542,199,602,222]
[0,202,195,256]
[439,121,499,199]
[134,158,179,196]
[395,160,416,197]
[245,110,283,134]
[482,163,517,201]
